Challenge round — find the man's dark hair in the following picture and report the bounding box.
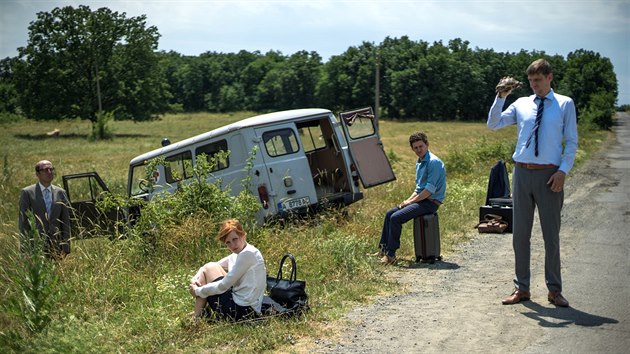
[527,59,553,76]
[409,132,428,147]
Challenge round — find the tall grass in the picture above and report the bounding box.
[0,113,607,352]
[0,213,61,351]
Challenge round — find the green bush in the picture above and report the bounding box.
[580,91,616,130]
[168,103,184,114]
[0,112,24,124]
[126,151,259,262]
[387,148,400,164]
[89,111,114,141]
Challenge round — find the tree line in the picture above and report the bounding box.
[0,5,619,130]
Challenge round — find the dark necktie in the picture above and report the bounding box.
[526,96,545,156]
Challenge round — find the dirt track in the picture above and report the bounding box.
[312,112,630,353]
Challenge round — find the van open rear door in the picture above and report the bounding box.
[339,107,396,188]
[62,172,124,239]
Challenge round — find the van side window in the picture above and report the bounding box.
[345,114,375,139]
[165,151,193,183]
[66,175,105,202]
[262,128,299,157]
[297,122,326,152]
[195,140,229,171]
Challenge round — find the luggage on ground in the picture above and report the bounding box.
[413,213,441,263]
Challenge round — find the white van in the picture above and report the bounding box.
[63,107,396,226]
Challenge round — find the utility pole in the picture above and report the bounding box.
[374,50,380,133]
[95,61,103,117]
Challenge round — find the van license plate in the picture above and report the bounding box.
[281,196,310,210]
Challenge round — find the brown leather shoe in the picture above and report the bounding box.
[502,288,531,305]
[380,255,397,265]
[548,291,569,307]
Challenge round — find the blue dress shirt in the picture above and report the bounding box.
[487,89,578,174]
[415,150,446,203]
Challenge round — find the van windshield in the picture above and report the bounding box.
[129,163,149,196]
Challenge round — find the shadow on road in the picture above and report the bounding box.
[400,260,460,270]
[522,301,619,328]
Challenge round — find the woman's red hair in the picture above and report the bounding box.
[217,219,246,242]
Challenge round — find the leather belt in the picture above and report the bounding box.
[430,199,442,207]
[515,162,558,170]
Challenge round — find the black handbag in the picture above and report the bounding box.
[266,253,308,312]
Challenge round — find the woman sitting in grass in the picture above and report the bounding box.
[188,219,266,321]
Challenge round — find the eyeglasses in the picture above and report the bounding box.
[37,167,55,173]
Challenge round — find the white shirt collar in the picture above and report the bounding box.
[533,88,554,102]
[38,183,51,193]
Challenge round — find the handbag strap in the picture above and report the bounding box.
[276,253,297,282]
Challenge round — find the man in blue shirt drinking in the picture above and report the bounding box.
[372,131,446,265]
[488,59,578,307]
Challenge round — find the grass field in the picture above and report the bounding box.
[0,112,606,353]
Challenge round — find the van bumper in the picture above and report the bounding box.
[314,191,363,209]
[271,192,364,221]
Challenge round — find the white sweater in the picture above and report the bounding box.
[194,243,266,312]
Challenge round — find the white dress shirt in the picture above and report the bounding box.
[487,89,578,174]
[194,243,266,312]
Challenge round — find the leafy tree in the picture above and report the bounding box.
[13,5,167,124]
[0,58,20,114]
[203,50,259,112]
[315,53,354,111]
[316,42,375,112]
[472,48,511,114]
[0,82,18,113]
[378,36,428,118]
[156,51,190,112]
[277,50,322,109]
[216,83,245,112]
[399,41,454,120]
[255,62,285,111]
[255,50,322,111]
[560,49,618,128]
[242,51,284,111]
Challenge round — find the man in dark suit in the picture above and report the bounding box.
[18,160,71,257]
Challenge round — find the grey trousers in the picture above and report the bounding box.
[512,165,564,292]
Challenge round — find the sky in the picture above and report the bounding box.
[1,0,629,104]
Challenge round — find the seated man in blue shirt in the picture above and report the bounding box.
[372,131,446,265]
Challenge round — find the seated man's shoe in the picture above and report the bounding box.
[502,288,531,305]
[548,291,569,307]
[380,255,397,265]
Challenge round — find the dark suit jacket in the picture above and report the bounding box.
[19,183,71,255]
[485,160,511,206]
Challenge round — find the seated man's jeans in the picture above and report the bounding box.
[379,200,438,257]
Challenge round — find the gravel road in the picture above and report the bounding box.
[312,112,630,353]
